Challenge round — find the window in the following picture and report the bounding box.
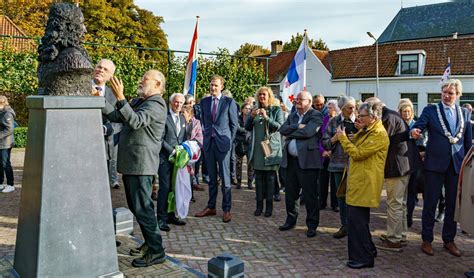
[360,93,374,101]
[400,55,419,74]
[396,50,426,76]
[427,93,441,105]
[400,93,418,115]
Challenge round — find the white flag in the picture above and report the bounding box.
[281,33,307,111]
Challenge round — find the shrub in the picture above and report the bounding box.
[14,127,28,148]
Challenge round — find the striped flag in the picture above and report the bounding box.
[183,17,199,95]
[440,62,451,84]
[281,31,307,111]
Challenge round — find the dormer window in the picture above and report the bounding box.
[396,50,426,76]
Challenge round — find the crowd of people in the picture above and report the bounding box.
[94,60,473,270]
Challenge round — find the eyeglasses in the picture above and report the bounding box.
[357,114,370,118]
[296,98,311,102]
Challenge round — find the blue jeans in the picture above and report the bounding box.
[0,148,14,186]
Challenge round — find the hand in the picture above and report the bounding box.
[354,120,364,130]
[259,108,268,119]
[251,108,258,118]
[322,150,332,158]
[330,134,339,144]
[110,76,125,101]
[298,124,306,129]
[411,128,422,139]
[171,149,177,156]
[335,125,346,139]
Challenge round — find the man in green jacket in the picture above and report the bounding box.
[104,70,167,267]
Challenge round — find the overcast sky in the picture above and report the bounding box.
[135,0,450,54]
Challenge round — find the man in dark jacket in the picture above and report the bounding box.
[366,97,418,252]
[279,91,323,238]
[157,93,187,232]
[104,70,167,267]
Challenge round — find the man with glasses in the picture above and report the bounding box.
[104,70,167,267]
[279,91,323,238]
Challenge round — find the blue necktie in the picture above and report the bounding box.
[445,108,456,134]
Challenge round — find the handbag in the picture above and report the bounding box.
[260,118,283,166]
[336,167,347,198]
[261,139,272,157]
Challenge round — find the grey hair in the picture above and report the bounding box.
[169,93,185,104]
[327,99,340,114]
[359,101,383,120]
[97,59,116,75]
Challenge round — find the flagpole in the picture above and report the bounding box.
[193,16,199,97]
[303,29,307,91]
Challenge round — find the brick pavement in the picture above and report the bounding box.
[1,149,473,277]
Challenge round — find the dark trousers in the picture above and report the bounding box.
[406,173,418,225]
[347,205,375,265]
[255,170,276,202]
[206,139,232,212]
[284,156,320,229]
[0,148,13,185]
[422,159,458,243]
[332,171,348,227]
[319,158,337,209]
[157,155,174,222]
[123,175,164,254]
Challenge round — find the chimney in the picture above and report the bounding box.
[271,40,283,56]
[453,32,458,39]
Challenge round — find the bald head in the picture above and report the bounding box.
[313,94,325,111]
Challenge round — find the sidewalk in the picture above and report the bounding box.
[1,149,473,276]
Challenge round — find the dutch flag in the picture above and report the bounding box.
[440,62,451,84]
[183,17,199,96]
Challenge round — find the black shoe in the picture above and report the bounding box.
[158,220,170,232]
[332,207,340,212]
[465,271,474,278]
[346,260,374,269]
[130,244,148,256]
[254,209,262,216]
[168,216,186,226]
[273,194,281,202]
[333,226,347,239]
[236,183,241,189]
[116,240,121,247]
[231,178,238,186]
[307,229,317,238]
[132,251,166,267]
[248,183,253,190]
[113,183,120,189]
[279,222,296,231]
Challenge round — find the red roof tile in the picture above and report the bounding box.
[0,15,36,52]
[264,37,474,82]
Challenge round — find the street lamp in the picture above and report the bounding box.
[367,32,379,97]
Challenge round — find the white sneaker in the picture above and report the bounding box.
[2,185,15,193]
[0,184,5,190]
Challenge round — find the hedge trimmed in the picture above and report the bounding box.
[14,127,28,148]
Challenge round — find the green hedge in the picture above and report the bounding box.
[14,127,28,148]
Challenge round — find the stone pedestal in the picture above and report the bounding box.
[13,96,122,277]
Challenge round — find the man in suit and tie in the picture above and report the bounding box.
[195,75,238,223]
[93,59,122,189]
[157,93,187,232]
[278,91,323,238]
[411,79,472,257]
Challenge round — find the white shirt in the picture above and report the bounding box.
[169,108,181,135]
[287,111,307,157]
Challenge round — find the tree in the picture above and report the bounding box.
[282,32,329,51]
[1,1,169,60]
[234,43,270,57]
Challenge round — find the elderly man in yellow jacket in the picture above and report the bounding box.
[335,100,389,269]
